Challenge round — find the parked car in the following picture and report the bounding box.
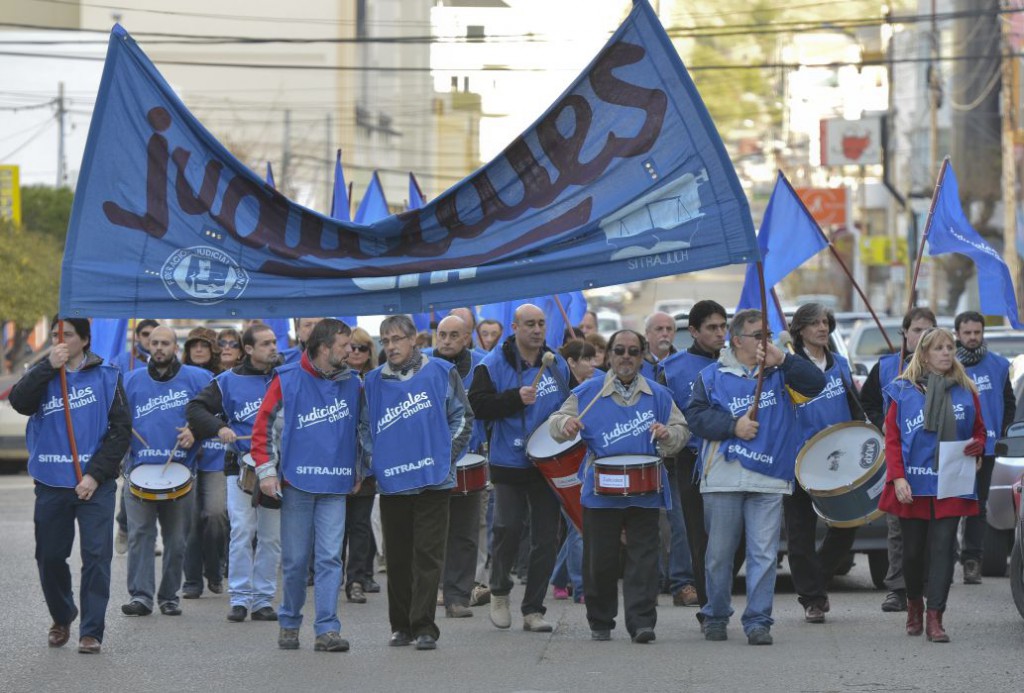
[595,309,622,339]
[1010,453,1024,618]
[989,423,1024,577]
[844,316,955,375]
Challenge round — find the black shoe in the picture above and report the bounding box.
[227,606,248,623]
[251,606,278,621]
[591,629,611,641]
[881,590,907,613]
[347,582,367,604]
[182,586,202,600]
[207,581,224,594]
[414,634,437,650]
[121,601,152,617]
[631,627,656,644]
[389,631,412,647]
[747,627,773,646]
[159,603,182,616]
[364,578,381,593]
[963,559,982,585]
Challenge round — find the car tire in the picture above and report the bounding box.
[982,527,1012,577]
[867,550,888,590]
[1012,536,1024,619]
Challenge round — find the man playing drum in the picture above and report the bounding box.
[10,317,131,654]
[121,326,212,618]
[685,309,824,645]
[549,330,689,643]
[468,304,570,633]
[186,323,282,623]
[860,307,937,613]
[433,314,489,619]
[785,303,862,624]
[253,319,361,653]
[362,315,473,650]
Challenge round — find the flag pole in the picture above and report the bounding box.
[770,288,788,331]
[552,294,574,346]
[900,156,950,367]
[56,319,83,484]
[750,261,769,423]
[778,172,894,353]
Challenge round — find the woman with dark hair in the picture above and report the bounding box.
[561,339,598,386]
[878,328,986,642]
[184,327,222,375]
[585,333,608,371]
[217,328,243,371]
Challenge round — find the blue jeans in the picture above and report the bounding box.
[550,510,584,597]
[278,486,346,635]
[34,481,116,642]
[662,468,695,593]
[700,492,783,634]
[226,477,280,610]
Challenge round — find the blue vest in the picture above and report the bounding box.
[481,348,570,469]
[574,376,673,509]
[878,352,911,409]
[884,380,977,498]
[963,352,1010,455]
[700,365,800,481]
[280,346,302,365]
[275,362,360,494]
[216,369,274,456]
[659,350,714,452]
[796,353,853,444]
[27,364,121,488]
[125,364,212,472]
[640,360,658,382]
[458,350,488,455]
[365,359,455,493]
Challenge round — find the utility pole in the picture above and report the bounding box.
[1002,5,1022,316]
[926,0,940,309]
[281,109,292,196]
[56,81,66,188]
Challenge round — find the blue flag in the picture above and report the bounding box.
[265,162,275,189]
[330,150,351,223]
[353,172,389,225]
[736,172,828,334]
[926,161,1022,328]
[90,318,128,362]
[60,1,756,319]
[479,292,588,347]
[408,173,426,211]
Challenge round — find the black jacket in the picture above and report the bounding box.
[9,351,131,484]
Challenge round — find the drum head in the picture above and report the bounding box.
[526,427,581,457]
[241,452,256,468]
[457,453,486,469]
[594,455,661,468]
[797,422,883,491]
[130,462,191,490]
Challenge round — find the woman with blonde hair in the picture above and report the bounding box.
[877,327,986,643]
[347,327,377,377]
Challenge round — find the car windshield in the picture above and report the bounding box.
[852,327,894,359]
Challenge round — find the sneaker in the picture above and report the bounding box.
[278,628,300,650]
[414,634,437,651]
[251,606,278,621]
[445,603,473,618]
[207,581,224,595]
[963,559,982,585]
[121,601,152,617]
[489,594,511,629]
[804,603,826,624]
[314,631,350,652]
[552,586,570,600]
[591,629,611,641]
[226,605,248,623]
[881,590,907,613]
[182,586,202,600]
[522,613,553,633]
[115,526,128,555]
[673,585,699,607]
[159,602,182,616]
[704,622,727,641]
[747,627,773,646]
[631,627,656,644]
[469,584,491,607]
[348,582,367,604]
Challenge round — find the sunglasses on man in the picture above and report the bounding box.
[611,346,643,357]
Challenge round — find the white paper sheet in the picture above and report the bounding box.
[936,440,977,500]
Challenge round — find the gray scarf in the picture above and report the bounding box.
[920,372,959,470]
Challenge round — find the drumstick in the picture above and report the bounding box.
[531,352,556,388]
[576,392,604,421]
[132,428,150,448]
[235,435,252,441]
[161,441,182,476]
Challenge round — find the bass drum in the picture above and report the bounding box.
[795,421,886,528]
[526,426,585,532]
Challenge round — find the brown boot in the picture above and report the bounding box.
[905,597,924,636]
[926,608,950,643]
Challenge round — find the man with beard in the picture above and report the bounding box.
[642,311,677,380]
[954,311,1015,584]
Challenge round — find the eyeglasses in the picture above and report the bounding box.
[218,340,240,349]
[379,334,410,347]
[738,332,772,341]
[351,344,371,353]
[612,346,643,357]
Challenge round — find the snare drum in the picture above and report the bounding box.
[795,421,886,527]
[592,455,663,496]
[128,462,193,501]
[453,453,488,494]
[526,426,585,531]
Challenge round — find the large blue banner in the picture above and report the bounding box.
[60,0,756,319]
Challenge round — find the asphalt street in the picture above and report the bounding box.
[1,473,1021,693]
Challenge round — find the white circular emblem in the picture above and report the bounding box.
[161,245,249,305]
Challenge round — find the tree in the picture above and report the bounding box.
[0,220,63,371]
[19,185,74,241]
